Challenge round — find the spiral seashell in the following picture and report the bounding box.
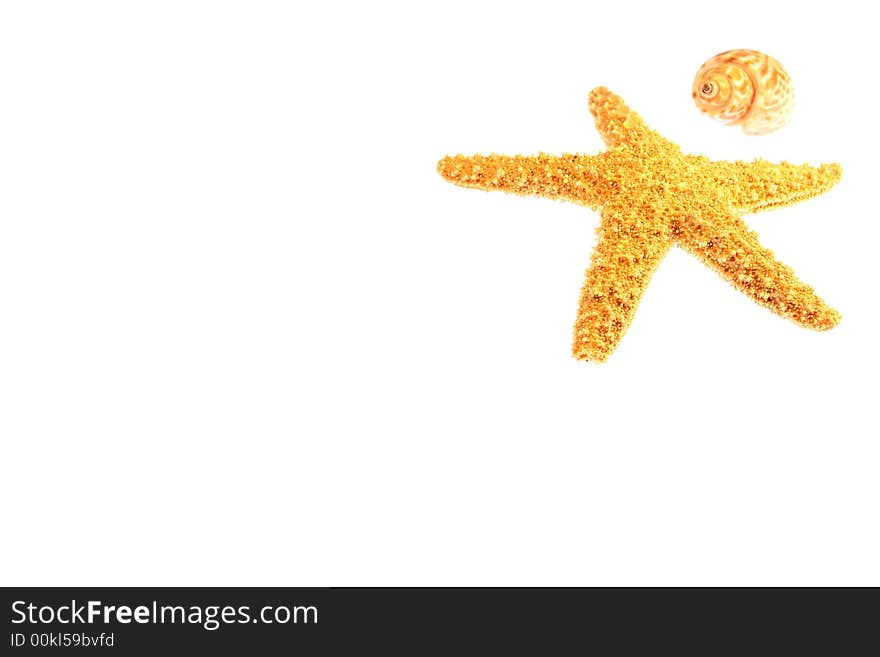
[692,49,794,135]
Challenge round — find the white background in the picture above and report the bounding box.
[1,1,877,586]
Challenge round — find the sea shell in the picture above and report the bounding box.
[692,49,793,135]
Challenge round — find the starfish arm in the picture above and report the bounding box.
[588,86,677,152]
[437,153,610,208]
[573,201,672,362]
[694,157,843,213]
[673,211,840,330]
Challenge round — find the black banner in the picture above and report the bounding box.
[1,588,874,653]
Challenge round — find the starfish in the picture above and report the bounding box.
[437,87,842,362]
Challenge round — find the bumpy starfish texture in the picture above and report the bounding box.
[438,87,842,362]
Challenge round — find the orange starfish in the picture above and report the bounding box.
[438,87,842,362]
